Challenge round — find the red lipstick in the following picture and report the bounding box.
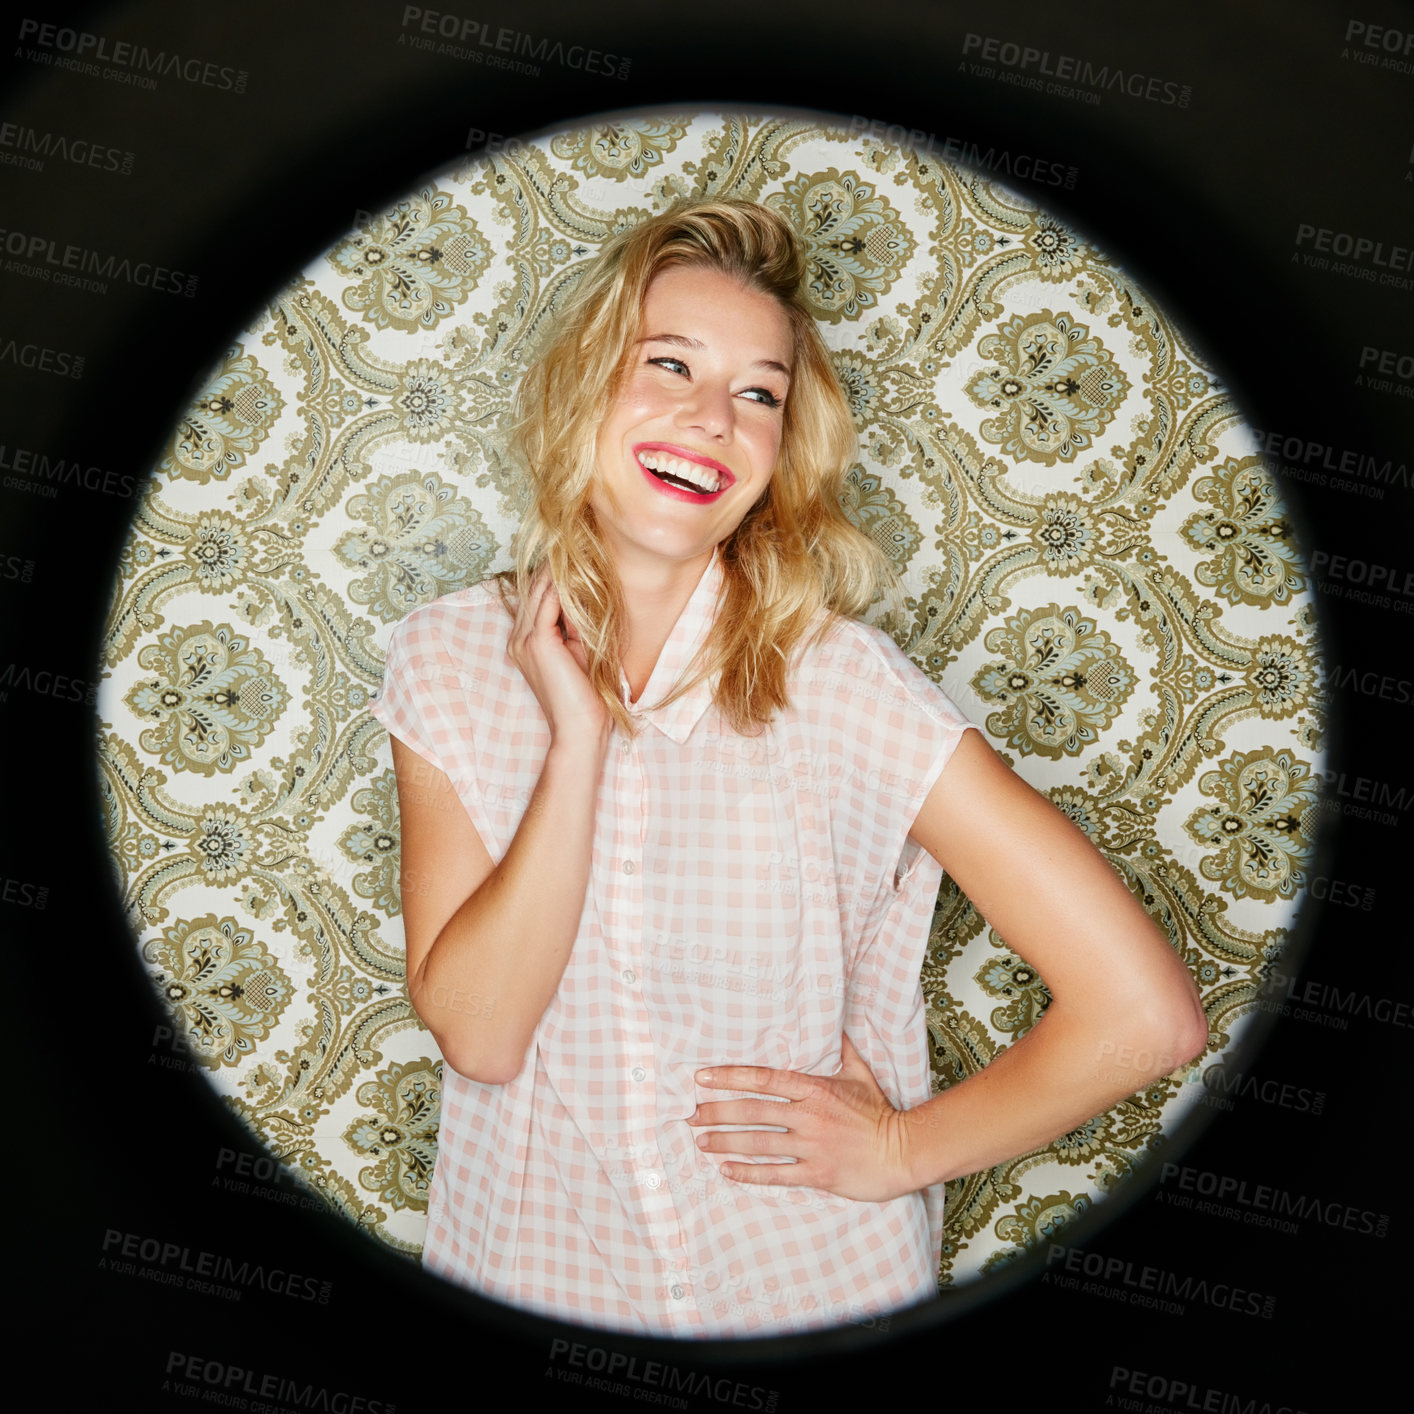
[632,442,736,504]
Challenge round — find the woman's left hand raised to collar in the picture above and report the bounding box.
[688,1033,919,1203]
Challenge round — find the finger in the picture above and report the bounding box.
[563,633,590,675]
[717,1159,808,1185]
[688,1100,794,1128]
[521,563,550,607]
[695,1128,796,1156]
[838,1031,873,1078]
[695,1066,806,1099]
[557,601,588,658]
[524,577,567,650]
[534,575,562,628]
[512,566,551,640]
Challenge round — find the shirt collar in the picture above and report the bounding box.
[618,550,723,742]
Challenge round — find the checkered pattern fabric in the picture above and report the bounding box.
[369,553,978,1335]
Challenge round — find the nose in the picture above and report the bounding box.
[674,376,733,440]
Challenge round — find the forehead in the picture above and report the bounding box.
[640,264,794,366]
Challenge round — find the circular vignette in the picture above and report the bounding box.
[94,106,1327,1337]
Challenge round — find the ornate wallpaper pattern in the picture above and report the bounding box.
[95,111,1326,1293]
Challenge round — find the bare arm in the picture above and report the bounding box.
[897,728,1209,1186]
[395,567,610,1084]
[689,728,1209,1199]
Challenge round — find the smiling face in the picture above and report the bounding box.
[590,263,795,578]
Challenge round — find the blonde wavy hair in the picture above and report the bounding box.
[500,198,897,736]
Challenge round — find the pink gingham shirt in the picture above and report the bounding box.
[369,551,978,1336]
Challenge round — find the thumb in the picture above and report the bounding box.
[839,1030,871,1077]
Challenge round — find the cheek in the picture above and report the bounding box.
[590,430,628,508]
[615,369,664,414]
[598,373,651,434]
[757,428,784,476]
[596,397,643,465]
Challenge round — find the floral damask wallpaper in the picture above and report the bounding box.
[95,111,1325,1288]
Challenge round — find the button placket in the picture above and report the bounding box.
[621,729,690,1288]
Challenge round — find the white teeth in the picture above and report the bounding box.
[637,451,721,493]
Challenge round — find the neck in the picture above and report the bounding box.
[611,546,716,702]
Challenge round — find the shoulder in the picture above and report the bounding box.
[785,613,979,806]
[384,578,513,672]
[794,612,958,722]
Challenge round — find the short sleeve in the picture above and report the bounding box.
[367,609,473,788]
[837,621,979,809]
[800,619,981,902]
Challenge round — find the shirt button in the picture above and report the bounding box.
[622,859,636,875]
[621,968,636,984]
[670,1285,686,1301]
[644,1172,662,1189]
[631,1066,646,1082]
[619,737,632,754]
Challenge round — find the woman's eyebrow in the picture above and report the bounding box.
[636,332,702,349]
[636,332,791,378]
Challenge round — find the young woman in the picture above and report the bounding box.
[368,199,1207,1338]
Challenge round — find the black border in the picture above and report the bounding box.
[4,1,1409,1407]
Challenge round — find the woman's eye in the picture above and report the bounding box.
[741,388,782,409]
[645,357,781,409]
